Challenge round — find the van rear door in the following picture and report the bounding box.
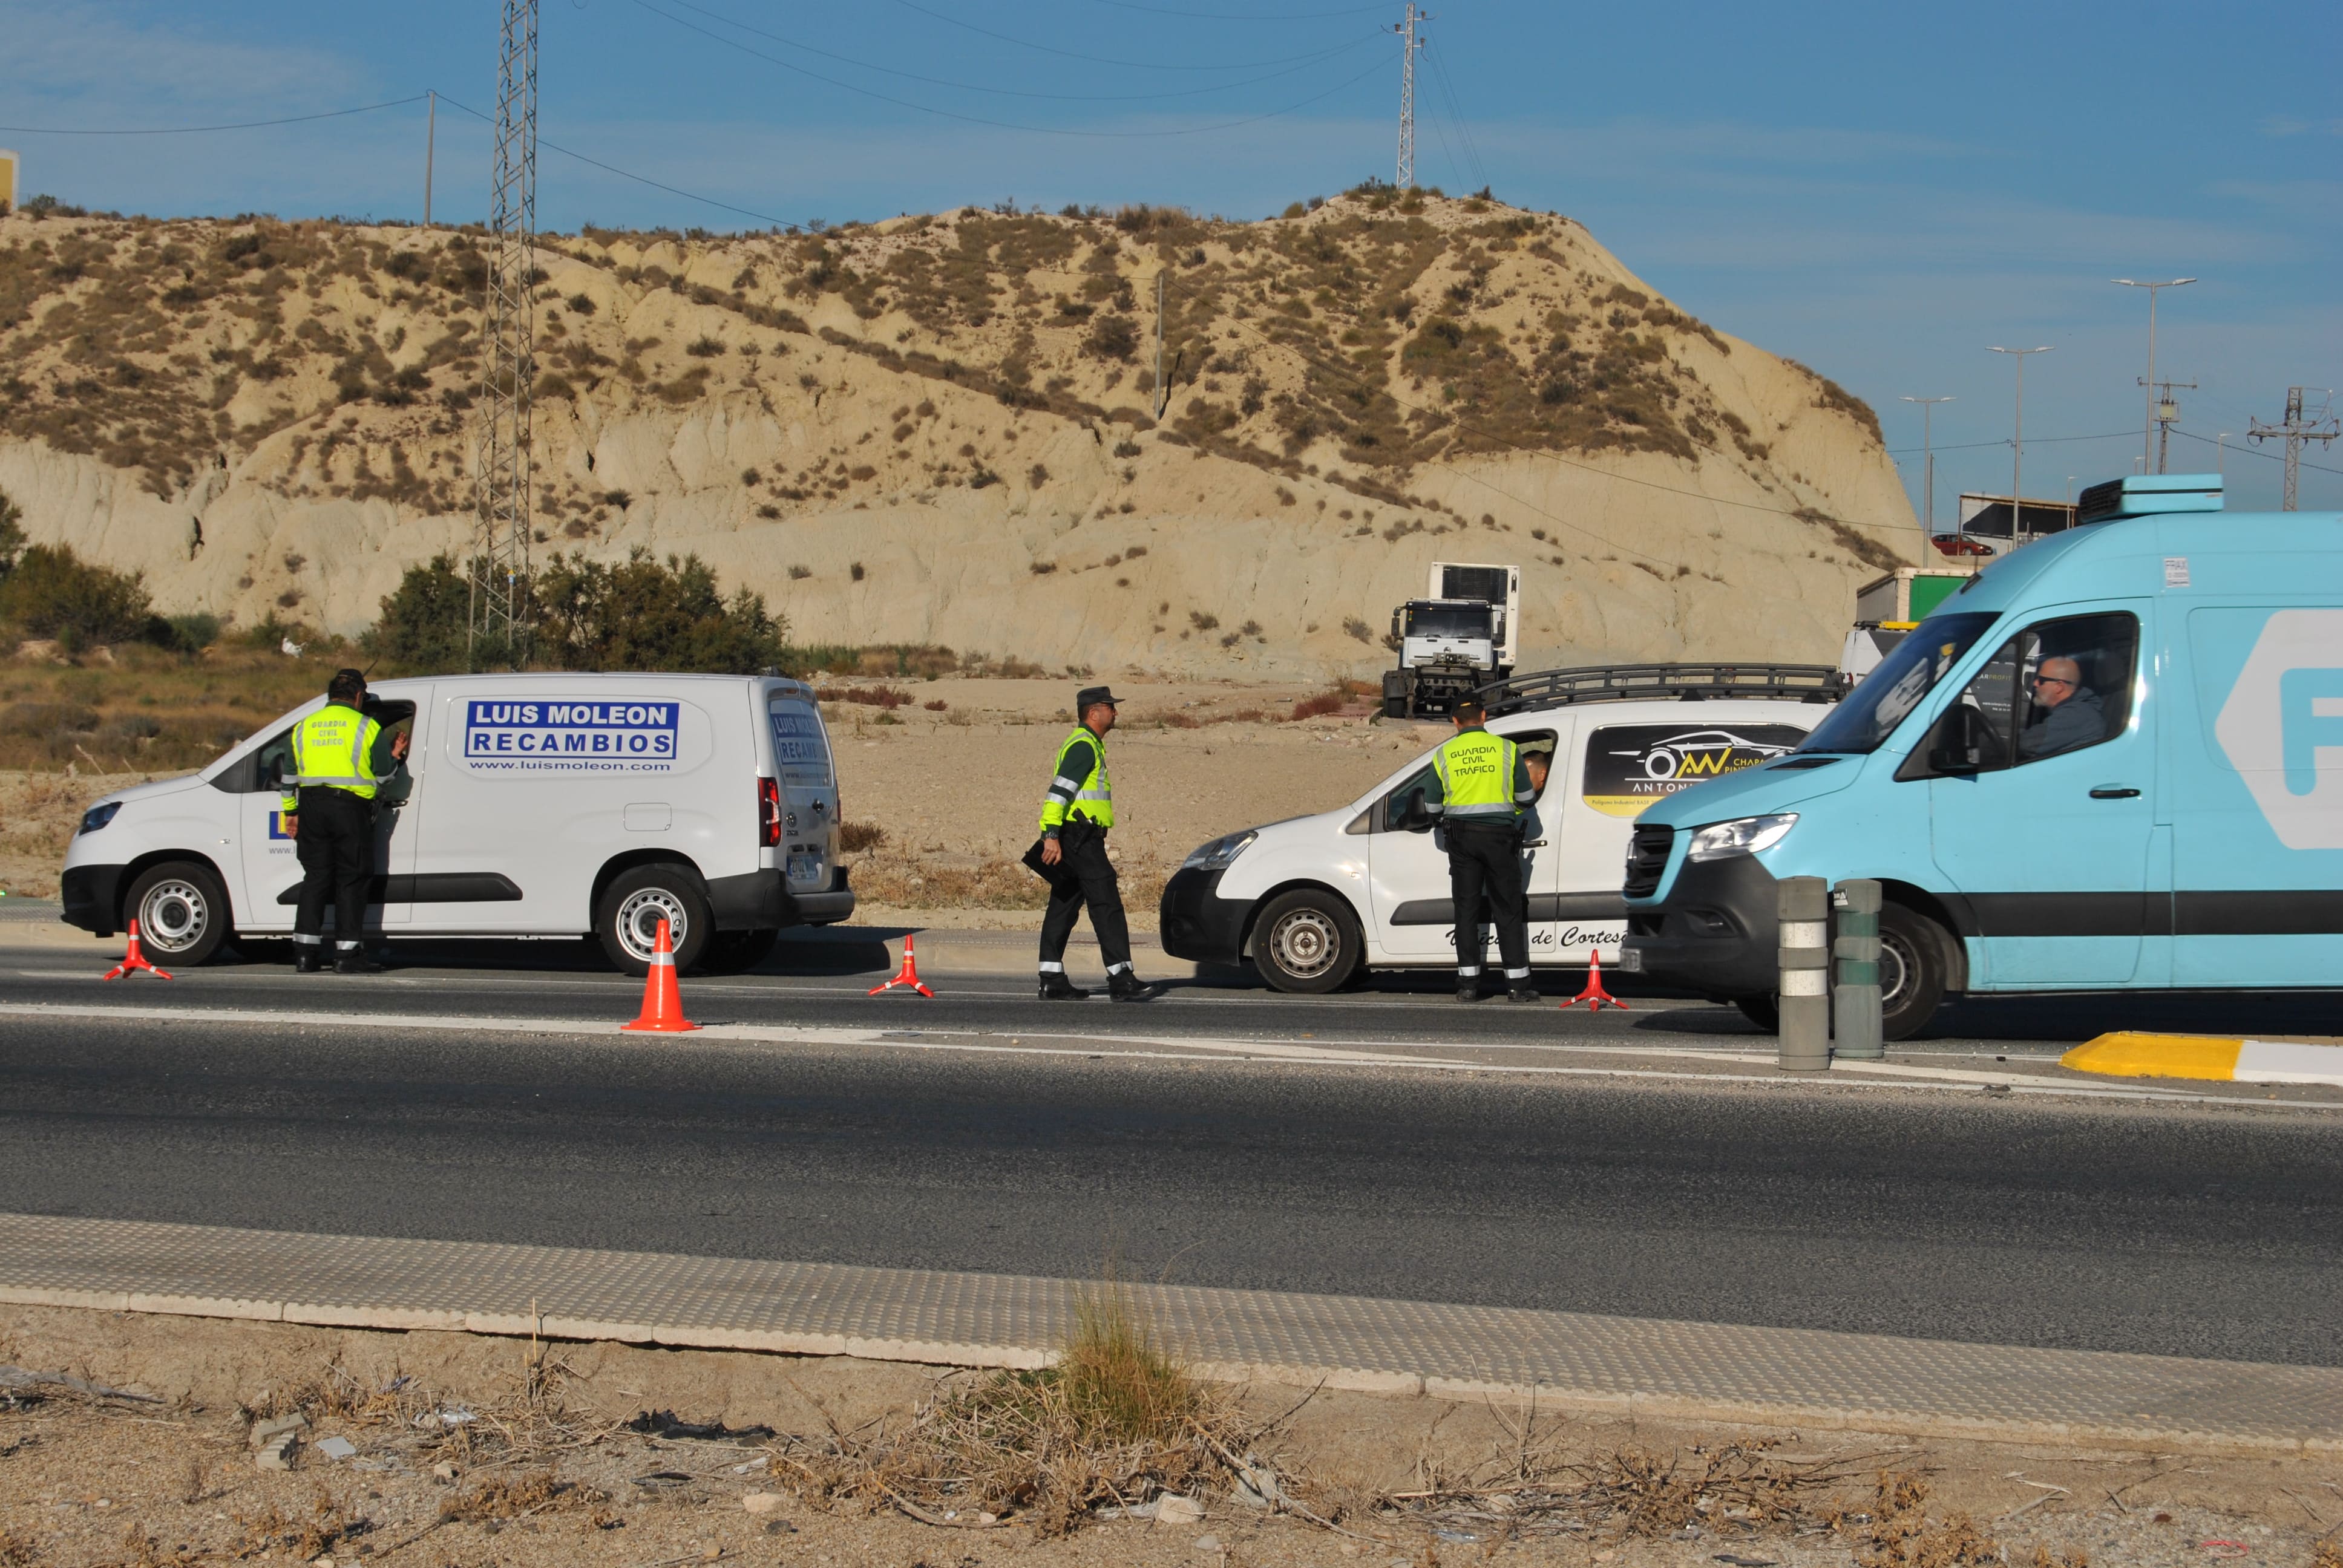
[766,689,838,898]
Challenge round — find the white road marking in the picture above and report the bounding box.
[0,1001,2323,1109]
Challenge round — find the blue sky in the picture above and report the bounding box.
[5,0,2338,515]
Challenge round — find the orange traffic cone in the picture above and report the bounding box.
[1566,949,1626,1011]
[102,919,173,982]
[621,919,699,1032]
[868,933,935,998]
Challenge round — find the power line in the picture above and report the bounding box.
[0,95,429,136]
[434,93,803,227]
[1422,37,1486,191]
[658,0,1380,102]
[626,0,1394,137]
[1079,0,1392,18]
[2171,423,2343,480]
[882,0,1355,70]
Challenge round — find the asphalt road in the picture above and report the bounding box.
[3,952,2340,1366]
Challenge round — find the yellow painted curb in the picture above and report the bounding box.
[2062,1033,2244,1081]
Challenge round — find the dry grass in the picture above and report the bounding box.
[767,1286,1255,1537]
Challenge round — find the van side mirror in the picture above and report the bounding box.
[1928,705,1990,774]
[1391,794,1433,832]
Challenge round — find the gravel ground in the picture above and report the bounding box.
[2,1307,2335,1568]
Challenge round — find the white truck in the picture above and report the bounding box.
[1380,560,1522,719]
[58,673,853,975]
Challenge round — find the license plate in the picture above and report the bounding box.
[1616,947,1643,973]
[787,854,824,883]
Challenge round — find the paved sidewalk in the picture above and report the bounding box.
[1,1213,2335,1454]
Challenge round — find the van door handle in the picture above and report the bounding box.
[2088,785,2140,800]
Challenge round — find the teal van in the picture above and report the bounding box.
[1619,475,2342,1039]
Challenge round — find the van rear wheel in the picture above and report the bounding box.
[597,865,712,976]
[1251,889,1362,994]
[123,861,231,967]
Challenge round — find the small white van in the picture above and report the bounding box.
[59,673,852,973]
[1158,665,1835,991]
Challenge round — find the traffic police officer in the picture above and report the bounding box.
[282,668,408,973]
[1035,685,1161,1002]
[1426,696,1538,1002]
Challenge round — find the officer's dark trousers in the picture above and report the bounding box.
[1445,819,1529,978]
[1038,821,1134,974]
[293,787,373,952]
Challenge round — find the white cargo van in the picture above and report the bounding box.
[59,673,851,973]
[1159,664,1837,990]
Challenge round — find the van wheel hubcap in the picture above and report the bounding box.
[139,881,209,953]
[1268,908,1339,979]
[616,889,689,961]
[1878,929,1916,1013]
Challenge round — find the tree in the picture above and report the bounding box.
[0,488,23,578]
[534,549,787,673]
[366,553,474,673]
[0,544,154,648]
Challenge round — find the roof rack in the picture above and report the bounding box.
[1475,662,1843,716]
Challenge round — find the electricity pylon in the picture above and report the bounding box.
[471,0,539,665]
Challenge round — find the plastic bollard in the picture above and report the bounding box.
[1777,877,1830,1072]
[1832,880,1884,1060]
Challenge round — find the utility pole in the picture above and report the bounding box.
[2249,387,2339,512]
[471,0,538,666]
[1388,4,1430,189]
[2216,432,2230,473]
[424,90,436,229]
[1152,269,1167,420]
[2148,377,2195,475]
[2112,278,2194,474]
[1988,345,2051,548]
[1899,395,1955,535]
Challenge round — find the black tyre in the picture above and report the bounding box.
[122,861,232,967]
[1878,901,1952,1042]
[1733,995,1779,1033]
[701,927,780,975]
[595,864,712,976]
[1251,888,1362,993]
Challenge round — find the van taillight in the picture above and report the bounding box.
[758,777,782,847]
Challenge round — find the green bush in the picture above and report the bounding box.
[367,552,475,672]
[162,612,223,653]
[535,548,788,673]
[0,544,154,648]
[0,488,23,576]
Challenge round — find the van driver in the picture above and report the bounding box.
[2019,656,2105,759]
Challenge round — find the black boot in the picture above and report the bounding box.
[1507,985,1541,1004]
[1038,972,1091,1001]
[1454,980,1483,1002]
[1107,971,1162,1003]
[294,947,326,974]
[335,950,381,975]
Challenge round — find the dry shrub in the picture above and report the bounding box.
[113,1526,203,1568]
[232,1495,354,1560]
[0,1529,34,1568]
[851,854,1046,910]
[1289,690,1345,721]
[2312,1543,2343,1568]
[1842,1472,1999,1567]
[817,684,909,710]
[440,1468,597,1521]
[837,820,886,853]
[772,1286,1247,1537]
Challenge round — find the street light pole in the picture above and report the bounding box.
[1899,396,1955,535]
[1988,346,2052,549]
[2113,278,2195,474]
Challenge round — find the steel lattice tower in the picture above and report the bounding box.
[471,0,539,664]
[2250,387,2339,512]
[1390,5,1429,190]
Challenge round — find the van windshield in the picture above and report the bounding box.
[1798,611,2000,754]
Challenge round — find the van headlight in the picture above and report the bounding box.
[78,802,122,835]
[1685,813,1797,863]
[1182,830,1256,872]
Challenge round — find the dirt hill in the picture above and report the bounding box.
[0,190,1921,676]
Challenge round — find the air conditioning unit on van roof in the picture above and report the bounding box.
[2076,472,2223,525]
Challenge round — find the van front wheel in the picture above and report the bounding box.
[1251,889,1362,993]
[1879,902,1951,1042]
[123,861,232,967]
[597,866,712,976]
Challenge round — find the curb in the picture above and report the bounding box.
[2063,1031,2343,1085]
[2,1213,2339,1456]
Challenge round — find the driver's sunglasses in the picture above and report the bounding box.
[2031,675,2073,688]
